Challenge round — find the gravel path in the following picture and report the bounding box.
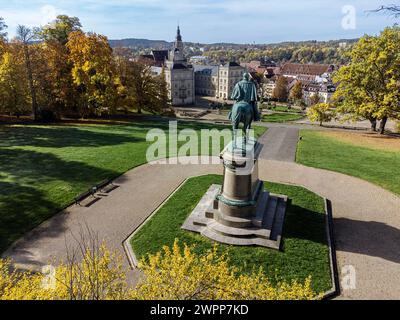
[258,127,299,162]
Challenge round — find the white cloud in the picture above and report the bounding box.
[40,5,57,26]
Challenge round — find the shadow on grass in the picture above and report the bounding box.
[282,201,327,248]
[0,149,123,253]
[0,181,61,253]
[334,217,400,264]
[0,119,230,148]
[0,125,142,148]
[0,148,120,186]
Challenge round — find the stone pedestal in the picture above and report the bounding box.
[182,138,287,250]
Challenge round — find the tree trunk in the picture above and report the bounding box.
[370,118,377,132]
[379,117,388,134]
[23,45,38,121]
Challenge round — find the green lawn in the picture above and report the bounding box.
[269,105,302,113]
[0,119,266,253]
[131,175,332,294]
[262,113,304,123]
[297,130,400,195]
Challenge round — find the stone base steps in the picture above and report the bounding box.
[182,185,287,250]
[201,227,279,249]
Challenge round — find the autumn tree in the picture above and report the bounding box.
[118,59,164,114]
[67,31,120,117]
[290,80,303,105]
[309,92,321,106]
[333,27,400,134]
[307,103,334,126]
[0,48,30,116]
[37,16,83,117]
[157,66,170,111]
[15,25,39,120]
[272,76,289,102]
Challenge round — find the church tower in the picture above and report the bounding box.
[172,25,185,62]
[164,25,195,106]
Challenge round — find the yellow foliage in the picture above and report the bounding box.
[0,244,130,300]
[0,240,318,300]
[132,240,317,300]
[307,103,334,126]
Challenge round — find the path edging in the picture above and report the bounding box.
[321,198,340,300]
[123,175,340,300]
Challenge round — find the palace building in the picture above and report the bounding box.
[149,26,244,105]
[163,26,195,105]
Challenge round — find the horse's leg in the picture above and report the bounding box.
[232,124,236,149]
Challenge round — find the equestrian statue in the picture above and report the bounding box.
[228,72,261,149]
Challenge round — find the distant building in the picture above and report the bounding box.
[261,77,277,99]
[277,63,335,82]
[189,55,210,65]
[302,82,336,105]
[241,58,277,74]
[138,50,169,67]
[164,26,195,105]
[194,62,245,100]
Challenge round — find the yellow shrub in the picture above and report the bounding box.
[0,240,318,300]
[132,240,317,300]
[0,244,129,300]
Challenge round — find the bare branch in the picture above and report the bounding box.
[368,5,400,18]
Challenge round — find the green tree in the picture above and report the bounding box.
[333,27,400,134]
[41,15,82,45]
[272,76,288,102]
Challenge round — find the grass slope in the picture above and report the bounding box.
[0,119,266,252]
[297,130,400,195]
[131,175,332,294]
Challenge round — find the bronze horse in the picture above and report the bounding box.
[228,72,260,149]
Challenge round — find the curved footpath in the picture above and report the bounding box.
[3,158,400,299]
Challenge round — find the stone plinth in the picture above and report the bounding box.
[182,139,287,250]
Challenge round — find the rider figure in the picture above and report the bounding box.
[230,72,261,122]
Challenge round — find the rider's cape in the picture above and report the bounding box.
[230,80,261,121]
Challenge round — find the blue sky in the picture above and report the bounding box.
[0,0,397,43]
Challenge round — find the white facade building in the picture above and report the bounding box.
[164,26,195,106]
[194,62,245,100]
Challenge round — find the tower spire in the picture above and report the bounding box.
[176,24,182,42]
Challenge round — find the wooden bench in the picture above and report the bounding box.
[96,179,117,193]
[74,180,118,206]
[74,187,97,206]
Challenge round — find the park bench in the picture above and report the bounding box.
[74,187,98,206]
[96,179,117,193]
[74,179,117,206]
